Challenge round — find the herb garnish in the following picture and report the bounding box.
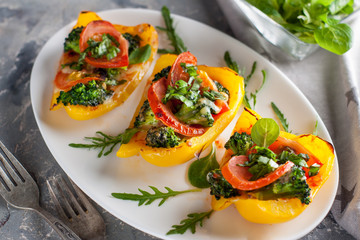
[128,44,152,65]
[167,210,214,235]
[271,102,290,132]
[188,143,219,188]
[157,6,187,54]
[313,120,319,136]
[69,128,139,157]
[224,51,266,109]
[111,186,200,206]
[86,33,120,60]
[251,118,280,148]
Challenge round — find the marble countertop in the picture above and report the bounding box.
[0,0,355,239]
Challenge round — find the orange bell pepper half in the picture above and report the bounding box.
[212,107,335,224]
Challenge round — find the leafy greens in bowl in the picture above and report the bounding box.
[246,0,354,55]
[218,0,357,60]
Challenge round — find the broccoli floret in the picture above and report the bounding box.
[64,27,84,53]
[214,80,230,96]
[175,98,219,127]
[152,66,171,82]
[224,132,254,156]
[278,150,309,168]
[207,169,241,200]
[56,80,113,107]
[252,165,311,204]
[122,33,141,55]
[134,100,159,128]
[145,126,181,148]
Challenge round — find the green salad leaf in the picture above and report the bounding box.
[188,143,219,188]
[251,118,280,148]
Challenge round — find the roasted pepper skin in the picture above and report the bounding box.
[117,54,245,167]
[213,108,335,224]
[50,11,158,120]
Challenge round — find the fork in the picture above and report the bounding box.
[46,176,105,240]
[0,140,81,240]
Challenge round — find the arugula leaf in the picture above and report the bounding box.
[157,6,187,54]
[167,210,214,235]
[188,143,219,188]
[69,128,139,157]
[111,186,200,206]
[223,52,266,109]
[271,102,290,132]
[224,51,240,74]
[313,120,319,136]
[129,44,152,65]
[251,118,280,148]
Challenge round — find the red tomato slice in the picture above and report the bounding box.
[222,155,294,191]
[268,136,323,178]
[54,71,100,90]
[148,77,205,136]
[167,51,197,86]
[79,20,129,68]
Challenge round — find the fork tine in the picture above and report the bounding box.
[0,164,14,192]
[58,177,85,214]
[68,178,92,211]
[0,141,31,183]
[46,179,69,221]
[49,177,78,219]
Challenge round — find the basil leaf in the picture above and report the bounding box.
[129,44,152,65]
[188,144,219,188]
[251,118,280,148]
[314,19,352,55]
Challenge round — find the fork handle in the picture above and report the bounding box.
[33,207,82,240]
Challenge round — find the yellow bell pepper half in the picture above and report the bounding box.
[212,108,335,224]
[117,54,245,167]
[50,11,158,120]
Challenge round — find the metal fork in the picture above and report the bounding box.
[0,140,81,240]
[46,176,105,240]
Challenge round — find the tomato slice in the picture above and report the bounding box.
[167,51,197,86]
[222,155,294,191]
[268,136,323,178]
[147,77,206,136]
[79,20,129,68]
[54,71,100,90]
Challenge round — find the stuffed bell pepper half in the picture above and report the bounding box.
[208,108,335,224]
[50,11,158,120]
[117,52,244,166]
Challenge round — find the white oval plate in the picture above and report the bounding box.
[30,9,338,240]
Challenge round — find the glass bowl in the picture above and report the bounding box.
[217,0,358,61]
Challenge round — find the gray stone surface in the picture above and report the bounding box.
[0,0,355,239]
